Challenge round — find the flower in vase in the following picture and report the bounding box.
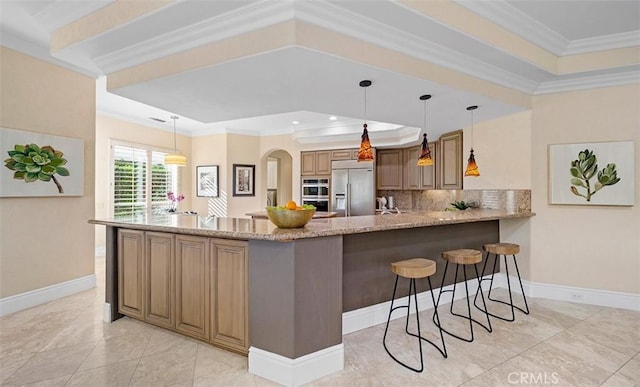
[167,191,185,212]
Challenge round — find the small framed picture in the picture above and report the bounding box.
[196,165,219,197]
[233,164,255,197]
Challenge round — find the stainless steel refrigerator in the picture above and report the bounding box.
[331,159,375,217]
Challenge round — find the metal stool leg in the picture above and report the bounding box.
[433,262,492,342]
[474,253,530,321]
[384,275,447,373]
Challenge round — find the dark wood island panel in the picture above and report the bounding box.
[343,220,500,311]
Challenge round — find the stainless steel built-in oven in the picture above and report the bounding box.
[302,178,329,212]
[302,178,329,197]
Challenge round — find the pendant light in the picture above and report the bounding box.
[464,105,479,177]
[357,80,374,162]
[417,94,434,166]
[164,115,187,166]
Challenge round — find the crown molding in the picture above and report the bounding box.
[296,1,538,94]
[94,1,294,74]
[563,31,640,55]
[0,32,100,78]
[535,70,640,95]
[454,0,568,56]
[455,0,640,57]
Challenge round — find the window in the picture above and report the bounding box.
[111,143,178,217]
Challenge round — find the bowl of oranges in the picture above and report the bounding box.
[265,201,316,228]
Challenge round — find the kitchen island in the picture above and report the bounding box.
[91,209,533,386]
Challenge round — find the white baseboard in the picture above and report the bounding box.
[343,273,640,335]
[103,302,113,322]
[95,245,106,256]
[343,277,485,335]
[0,274,96,317]
[520,276,640,311]
[248,343,344,387]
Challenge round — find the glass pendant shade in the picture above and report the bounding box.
[417,133,433,166]
[464,148,480,176]
[357,80,374,162]
[416,94,433,166]
[357,123,374,161]
[165,115,187,166]
[464,105,479,177]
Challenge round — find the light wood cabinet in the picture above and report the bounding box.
[118,229,145,319]
[301,151,331,176]
[210,239,248,353]
[402,142,438,190]
[439,130,463,190]
[330,148,360,161]
[403,146,421,190]
[117,231,249,353]
[175,235,210,340]
[376,149,403,190]
[421,141,438,190]
[145,232,174,329]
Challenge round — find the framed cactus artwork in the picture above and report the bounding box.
[548,141,634,206]
[1,127,84,197]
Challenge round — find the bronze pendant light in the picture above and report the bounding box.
[357,80,374,162]
[464,105,479,177]
[417,94,434,166]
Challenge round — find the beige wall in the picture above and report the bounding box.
[530,85,640,294]
[191,133,228,217]
[95,114,192,247]
[0,47,96,297]
[463,110,532,190]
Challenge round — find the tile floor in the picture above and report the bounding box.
[1,257,638,386]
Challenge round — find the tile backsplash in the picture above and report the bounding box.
[377,189,531,212]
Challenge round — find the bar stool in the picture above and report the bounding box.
[474,243,530,321]
[433,249,492,342]
[383,258,447,373]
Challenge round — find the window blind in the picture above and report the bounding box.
[112,144,176,217]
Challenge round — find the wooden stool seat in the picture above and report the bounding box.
[483,243,520,255]
[391,258,436,279]
[441,249,482,265]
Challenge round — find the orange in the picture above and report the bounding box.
[285,200,297,210]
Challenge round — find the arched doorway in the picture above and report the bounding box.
[264,149,292,207]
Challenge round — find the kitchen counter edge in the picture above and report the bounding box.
[89,210,535,242]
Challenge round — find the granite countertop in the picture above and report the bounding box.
[90,209,534,242]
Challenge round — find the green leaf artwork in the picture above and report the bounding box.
[569,149,620,202]
[3,143,69,193]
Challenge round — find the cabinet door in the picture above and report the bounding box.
[331,149,352,161]
[145,232,174,329]
[403,146,421,190]
[175,235,210,340]
[420,142,437,190]
[210,239,248,353]
[315,151,331,175]
[301,152,316,176]
[439,130,463,190]
[118,229,145,319]
[376,149,403,190]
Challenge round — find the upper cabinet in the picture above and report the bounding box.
[301,151,331,176]
[376,149,403,190]
[330,148,359,161]
[403,142,437,190]
[438,130,463,190]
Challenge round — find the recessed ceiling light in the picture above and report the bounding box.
[292,121,300,125]
[329,115,337,121]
